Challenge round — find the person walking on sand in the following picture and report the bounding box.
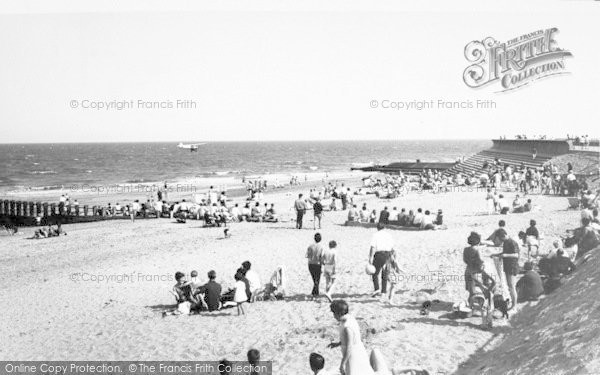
[384,250,405,305]
[306,233,324,299]
[322,240,338,302]
[313,198,324,230]
[295,193,307,229]
[368,223,394,297]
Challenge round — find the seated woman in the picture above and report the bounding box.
[512,195,524,213]
[516,262,544,302]
[420,210,435,230]
[164,271,202,316]
[248,202,263,222]
[241,203,251,221]
[264,204,278,222]
[435,209,444,226]
[359,206,369,223]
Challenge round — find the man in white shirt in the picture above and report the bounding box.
[420,210,434,230]
[412,208,424,227]
[368,223,395,296]
[230,203,241,222]
[390,207,399,221]
[131,200,141,221]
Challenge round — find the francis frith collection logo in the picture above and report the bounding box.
[463,28,573,92]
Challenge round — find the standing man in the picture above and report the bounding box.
[306,233,324,299]
[340,186,348,210]
[295,193,307,229]
[368,223,395,297]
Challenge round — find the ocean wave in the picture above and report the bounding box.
[29,170,57,175]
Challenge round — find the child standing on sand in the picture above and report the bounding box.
[234,272,247,316]
[385,250,404,305]
[321,240,338,302]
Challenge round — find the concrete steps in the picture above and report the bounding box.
[445,149,552,177]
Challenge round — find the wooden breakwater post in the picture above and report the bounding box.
[0,199,6,215]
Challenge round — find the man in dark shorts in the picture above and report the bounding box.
[306,233,324,299]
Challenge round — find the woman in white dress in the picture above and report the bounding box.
[328,300,391,375]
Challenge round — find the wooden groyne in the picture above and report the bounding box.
[0,200,153,226]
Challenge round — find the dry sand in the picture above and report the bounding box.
[0,181,588,374]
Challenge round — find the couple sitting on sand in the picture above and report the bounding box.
[246,202,278,223]
[166,270,222,316]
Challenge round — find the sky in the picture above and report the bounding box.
[0,0,599,143]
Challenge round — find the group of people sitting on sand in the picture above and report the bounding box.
[484,189,537,215]
[31,223,66,238]
[173,200,232,225]
[164,262,286,317]
[347,204,443,229]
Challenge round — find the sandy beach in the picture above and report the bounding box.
[0,179,585,374]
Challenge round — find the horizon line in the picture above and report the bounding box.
[0,138,498,145]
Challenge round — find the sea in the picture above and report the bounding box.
[0,140,491,192]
